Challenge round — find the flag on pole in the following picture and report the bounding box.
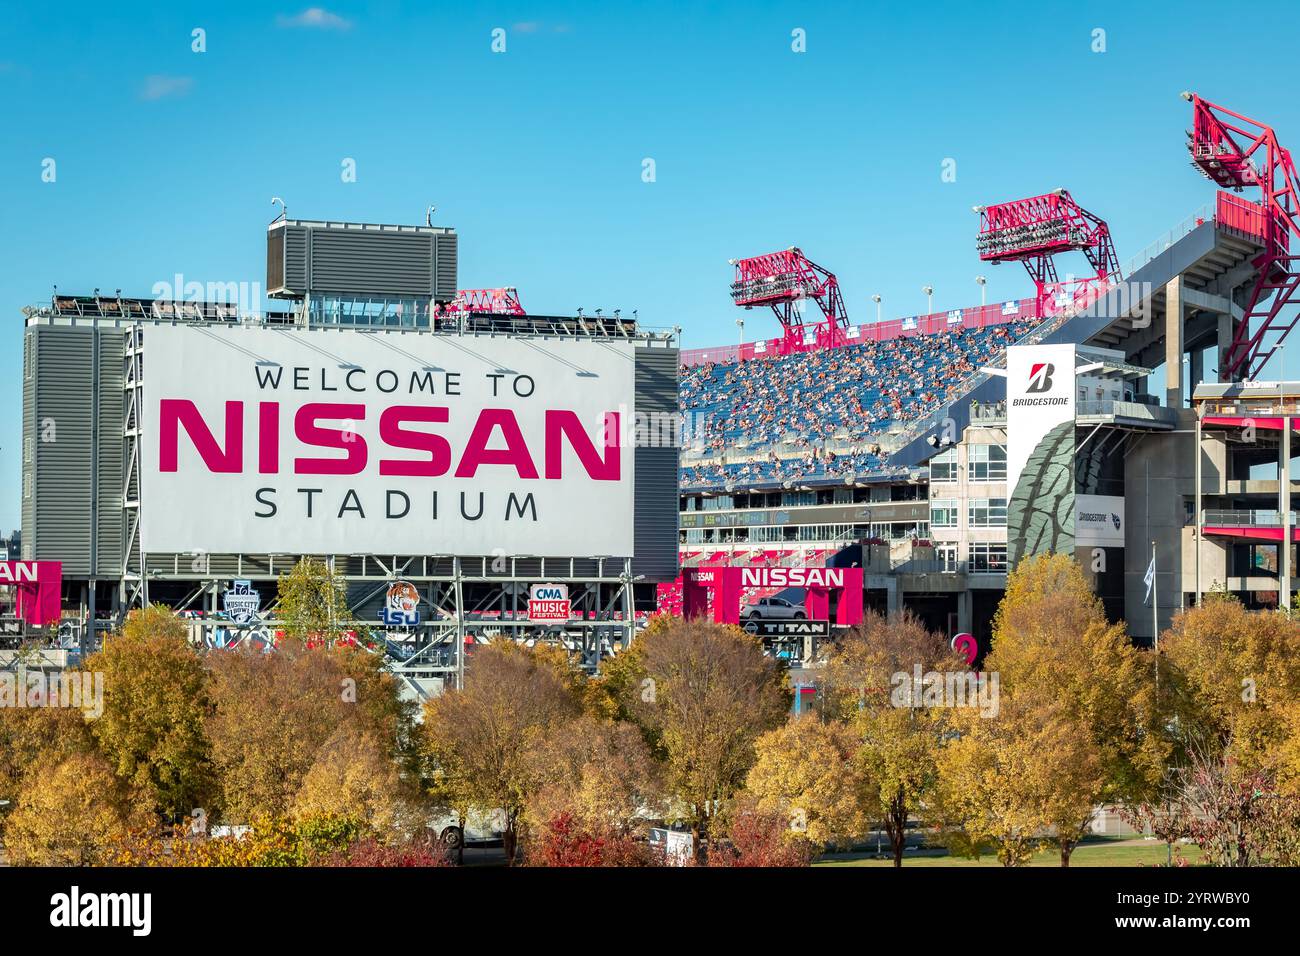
[1144,553,1156,605]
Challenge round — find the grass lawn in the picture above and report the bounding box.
[815,840,1204,867]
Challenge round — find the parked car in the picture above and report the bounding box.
[427,808,506,848]
[742,596,806,620]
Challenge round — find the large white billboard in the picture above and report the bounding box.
[1006,343,1076,496]
[139,325,636,557]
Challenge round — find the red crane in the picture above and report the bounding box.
[443,287,526,315]
[729,247,850,351]
[1183,92,1300,380]
[975,189,1120,320]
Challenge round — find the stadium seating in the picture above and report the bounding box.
[678,320,1034,489]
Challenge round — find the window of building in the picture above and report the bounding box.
[968,444,1007,481]
[930,448,958,482]
[931,498,959,527]
[968,498,1007,527]
[970,542,1008,572]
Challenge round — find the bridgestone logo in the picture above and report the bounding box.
[1011,397,1068,406]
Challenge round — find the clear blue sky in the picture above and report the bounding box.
[1,0,1295,531]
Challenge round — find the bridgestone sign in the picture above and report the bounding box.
[138,325,636,557]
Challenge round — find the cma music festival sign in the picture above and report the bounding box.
[1005,343,1076,497]
[138,325,636,557]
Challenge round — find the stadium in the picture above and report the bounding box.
[7,91,1300,697]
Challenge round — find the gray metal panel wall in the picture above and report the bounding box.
[23,327,95,575]
[284,226,308,292]
[20,335,35,557]
[308,230,434,297]
[20,326,127,578]
[434,233,458,302]
[94,331,126,576]
[632,347,680,581]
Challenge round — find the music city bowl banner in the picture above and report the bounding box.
[138,325,636,557]
[1006,343,1077,496]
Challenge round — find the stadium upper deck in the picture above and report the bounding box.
[678,312,1039,491]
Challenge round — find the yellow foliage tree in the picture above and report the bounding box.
[825,610,959,867]
[205,642,400,823]
[744,716,872,849]
[84,604,214,818]
[291,723,416,838]
[5,751,145,866]
[1161,593,1300,775]
[983,552,1163,863]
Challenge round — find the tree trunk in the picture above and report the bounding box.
[503,824,517,866]
[1060,844,1071,867]
[888,790,906,868]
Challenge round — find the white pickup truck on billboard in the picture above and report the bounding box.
[528,583,571,622]
[138,325,636,557]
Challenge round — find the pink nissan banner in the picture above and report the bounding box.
[0,561,63,627]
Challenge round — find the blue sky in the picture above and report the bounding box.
[1,0,1295,531]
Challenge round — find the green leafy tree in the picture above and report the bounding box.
[275,557,356,647]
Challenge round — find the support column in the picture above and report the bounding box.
[1218,312,1234,382]
[1165,276,1185,407]
[885,578,901,615]
[957,589,972,634]
[1190,348,1204,392]
[1282,419,1292,611]
[1195,414,1203,606]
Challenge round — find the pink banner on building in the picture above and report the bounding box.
[681,565,863,627]
[0,561,63,626]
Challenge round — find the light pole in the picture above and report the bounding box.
[871,294,882,324]
[975,275,987,307]
[736,317,745,359]
[922,285,934,315]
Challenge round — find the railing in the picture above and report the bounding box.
[678,298,1036,367]
[891,557,1007,575]
[970,402,1007,424]
[1202,509,1296,527]
[1198,400,1300,417]
[1077,401,1179,424]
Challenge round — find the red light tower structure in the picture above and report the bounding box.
[729,247,850,352]
[444,287,526,315]
[1183,92,1300,381]
[975,189,1120,320]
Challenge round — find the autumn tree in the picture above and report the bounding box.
[205,642,400,822]
[0,707,95,828]
[4,751,145,866]
[524,713,661,839]
[292,722,418,838]
[825,610,959,867]
[610,618,789,859]
[983,552,1163,864]
[934,699,1103,866]
[84,604,215,819]
[1160,593,1300,775]
[275,557,356,647]
[420,642,583,863]
[705,797,815,867]
[744,716,871,849]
